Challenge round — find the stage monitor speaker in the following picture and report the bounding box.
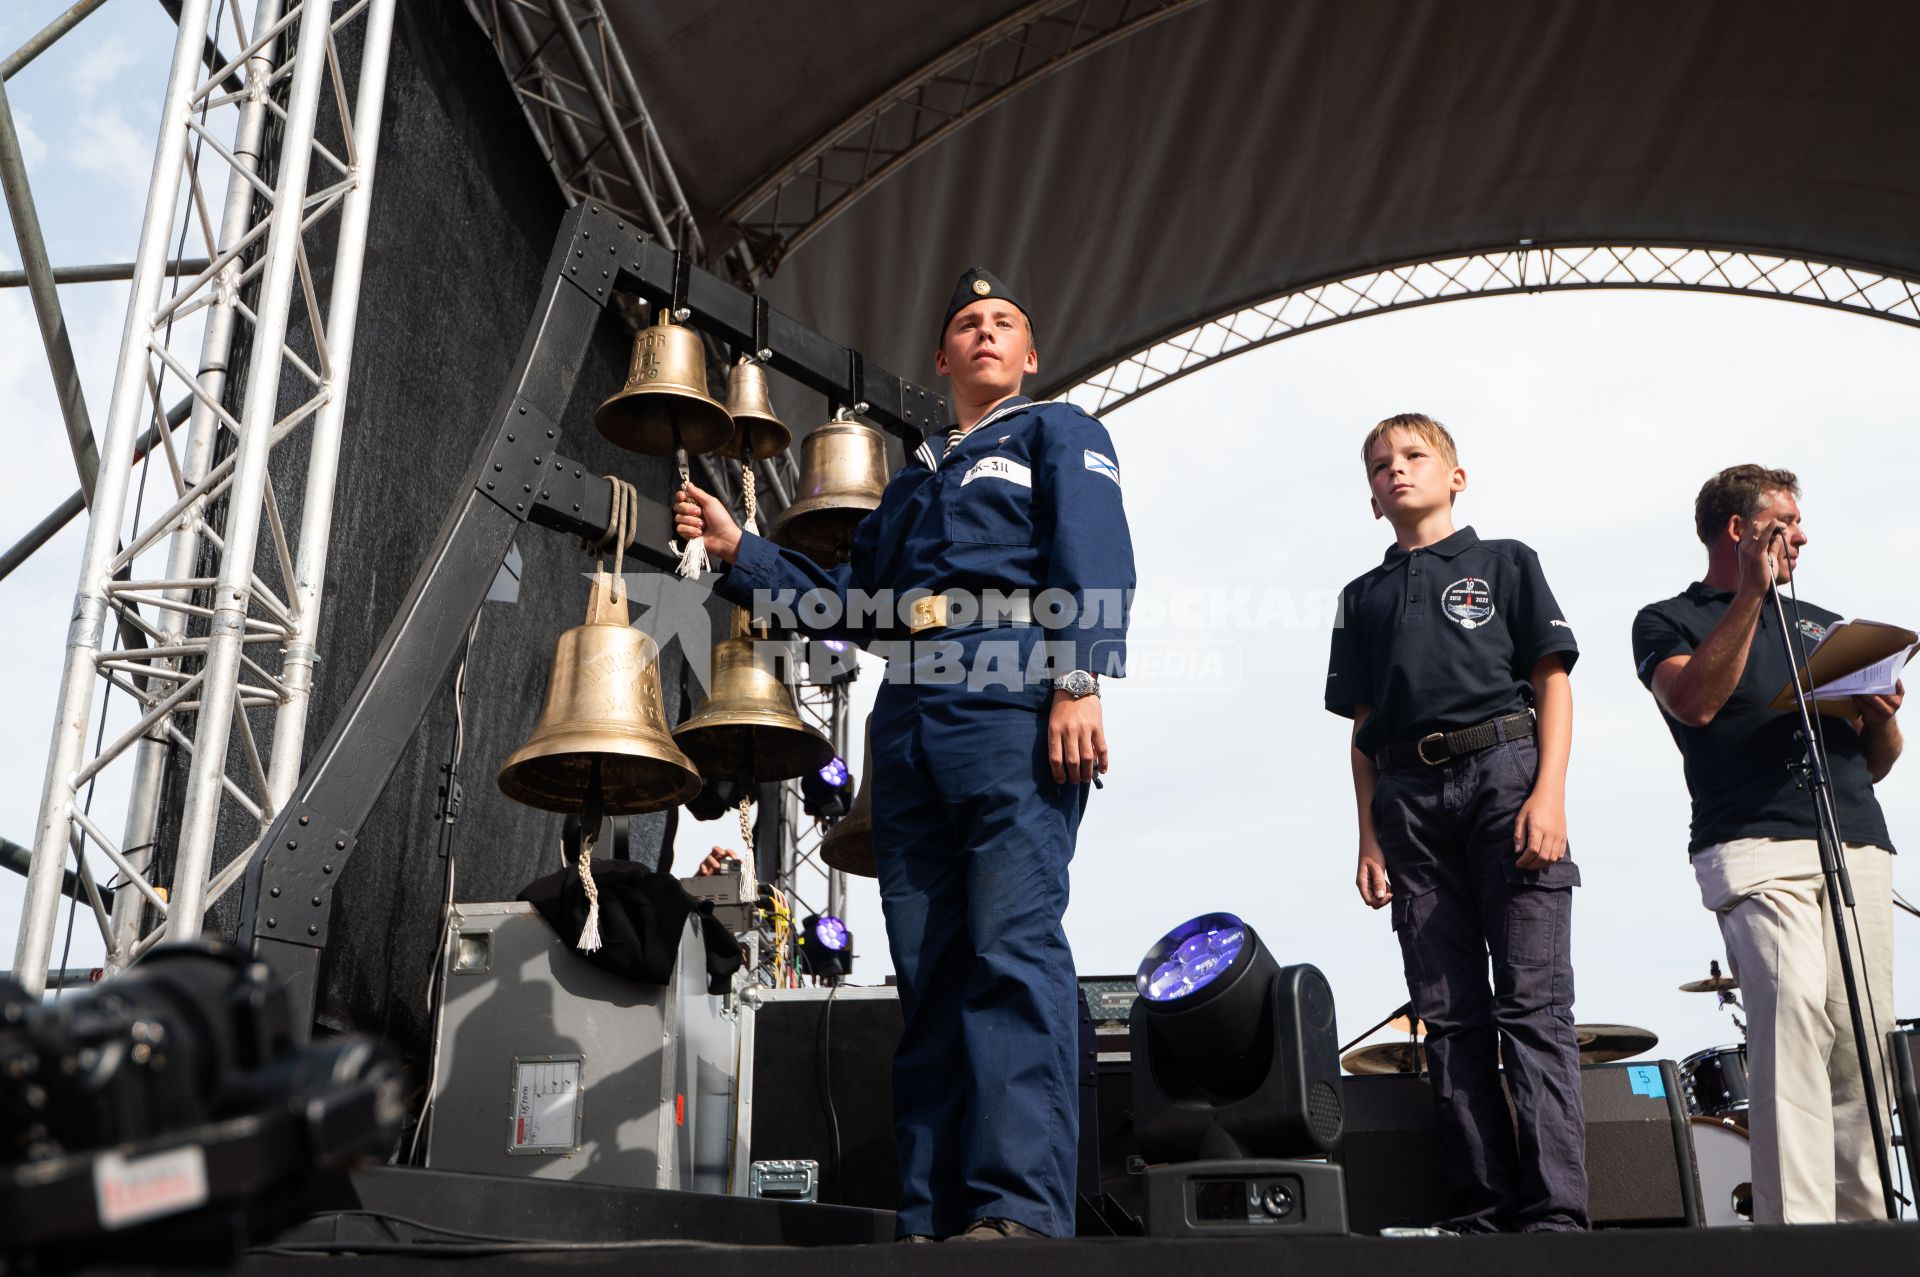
[1337,1060,1701,1231]
[1142,1159,1348,1236]
[743,986,1107,1219]
[744,988,901,1210]
[1892,1026,1920,1195]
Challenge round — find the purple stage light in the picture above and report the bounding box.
[814,915,850,951]
[818,757,849,787]
[1141,914,1247,1002]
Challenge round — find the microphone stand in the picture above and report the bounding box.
[1765,577,1898,1219]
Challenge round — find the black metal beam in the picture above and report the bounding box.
[154,0,245,96]
[578,204,945,443]
[0,834,103,908]
[0,394,193,584]
[239,204,941,1034]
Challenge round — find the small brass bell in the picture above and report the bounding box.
[499,571,703,813]
[774,417,889,565]
[718,358,791,461]
[595,314,733,457]
[820,713,875,878]
[674,609,834,783]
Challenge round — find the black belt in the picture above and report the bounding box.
[1376,711,1536,770]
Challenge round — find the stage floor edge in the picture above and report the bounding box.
[105,1164,1920,1276]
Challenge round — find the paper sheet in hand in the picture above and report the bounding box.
[1770,617,1917,714]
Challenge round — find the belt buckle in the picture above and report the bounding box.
[909,594,948,634]
[1415,732,1450,766]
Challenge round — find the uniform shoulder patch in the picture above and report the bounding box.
[1083,449,1120,485]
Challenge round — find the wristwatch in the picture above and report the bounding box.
[1053,670,1100,699]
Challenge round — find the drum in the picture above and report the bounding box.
[1688,1116,1753,1226]
[1680,1044,1749,1121]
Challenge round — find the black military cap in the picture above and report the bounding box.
[941,266,1033,340]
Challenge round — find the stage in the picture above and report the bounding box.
[66,1166,1908,1274]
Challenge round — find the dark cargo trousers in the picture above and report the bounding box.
[1373,736,1589,1232]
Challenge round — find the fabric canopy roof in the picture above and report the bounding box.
[614,0,1920,403]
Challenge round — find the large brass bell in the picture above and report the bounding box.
[595,314,733,457]
[499,571,703,812]
[774,417,889,564]
[674,609,834,783]
[718,358,791,461]
[820,713,875,878]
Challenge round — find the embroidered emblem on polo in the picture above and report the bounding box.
[961,456,1032,488]
[1796,618,1827,640]
[1441,577,1495,629]
[1083,449,1120,485]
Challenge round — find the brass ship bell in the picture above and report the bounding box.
[498,570,703,813]
[819,713,875,878]
[674,608,834,784]
[718,357,792,461]
[595,313,733,458]
[774,414,889,565]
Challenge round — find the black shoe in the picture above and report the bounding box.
[951,1217,1045,1241]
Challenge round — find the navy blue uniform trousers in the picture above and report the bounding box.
[870,662,1088,1238]
[1373,736,1588,1232]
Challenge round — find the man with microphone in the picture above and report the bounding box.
[1630,464,1903,1224]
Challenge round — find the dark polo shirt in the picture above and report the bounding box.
[1326,527,1579,757]
[1631,582,1893,855]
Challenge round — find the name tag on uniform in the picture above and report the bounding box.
[961,456,1031,488]
[1084,449,1120,485]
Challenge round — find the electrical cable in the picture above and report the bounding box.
[816,980,843,1205]
[404,610,483,1166]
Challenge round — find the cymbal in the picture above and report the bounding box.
[1342,1041,1427,1076]
[1384,1014,1426,1037]
[1576,1023,1659,1064]
[1679,976,1739,993]
[1341,1023,1658,1075]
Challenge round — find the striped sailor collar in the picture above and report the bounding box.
[927,396,1032,466]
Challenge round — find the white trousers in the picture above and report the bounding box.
[1692,837,1896,1224]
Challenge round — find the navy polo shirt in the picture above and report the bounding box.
[1325,527,1578,757]
[1630,583,1893,855]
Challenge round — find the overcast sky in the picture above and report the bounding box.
[5,4,1917,1086]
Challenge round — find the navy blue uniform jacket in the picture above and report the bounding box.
[716,396,1135,681]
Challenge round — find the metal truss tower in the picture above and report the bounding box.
[1057,244,1920,415]
[772,676,850,985]
[14,0,399,995]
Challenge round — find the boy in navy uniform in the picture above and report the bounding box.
[1325,413,1587,1233]
[674,269,1134,1240]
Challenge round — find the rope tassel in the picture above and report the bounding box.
[575,846,604,952]
[670,445,709,579]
